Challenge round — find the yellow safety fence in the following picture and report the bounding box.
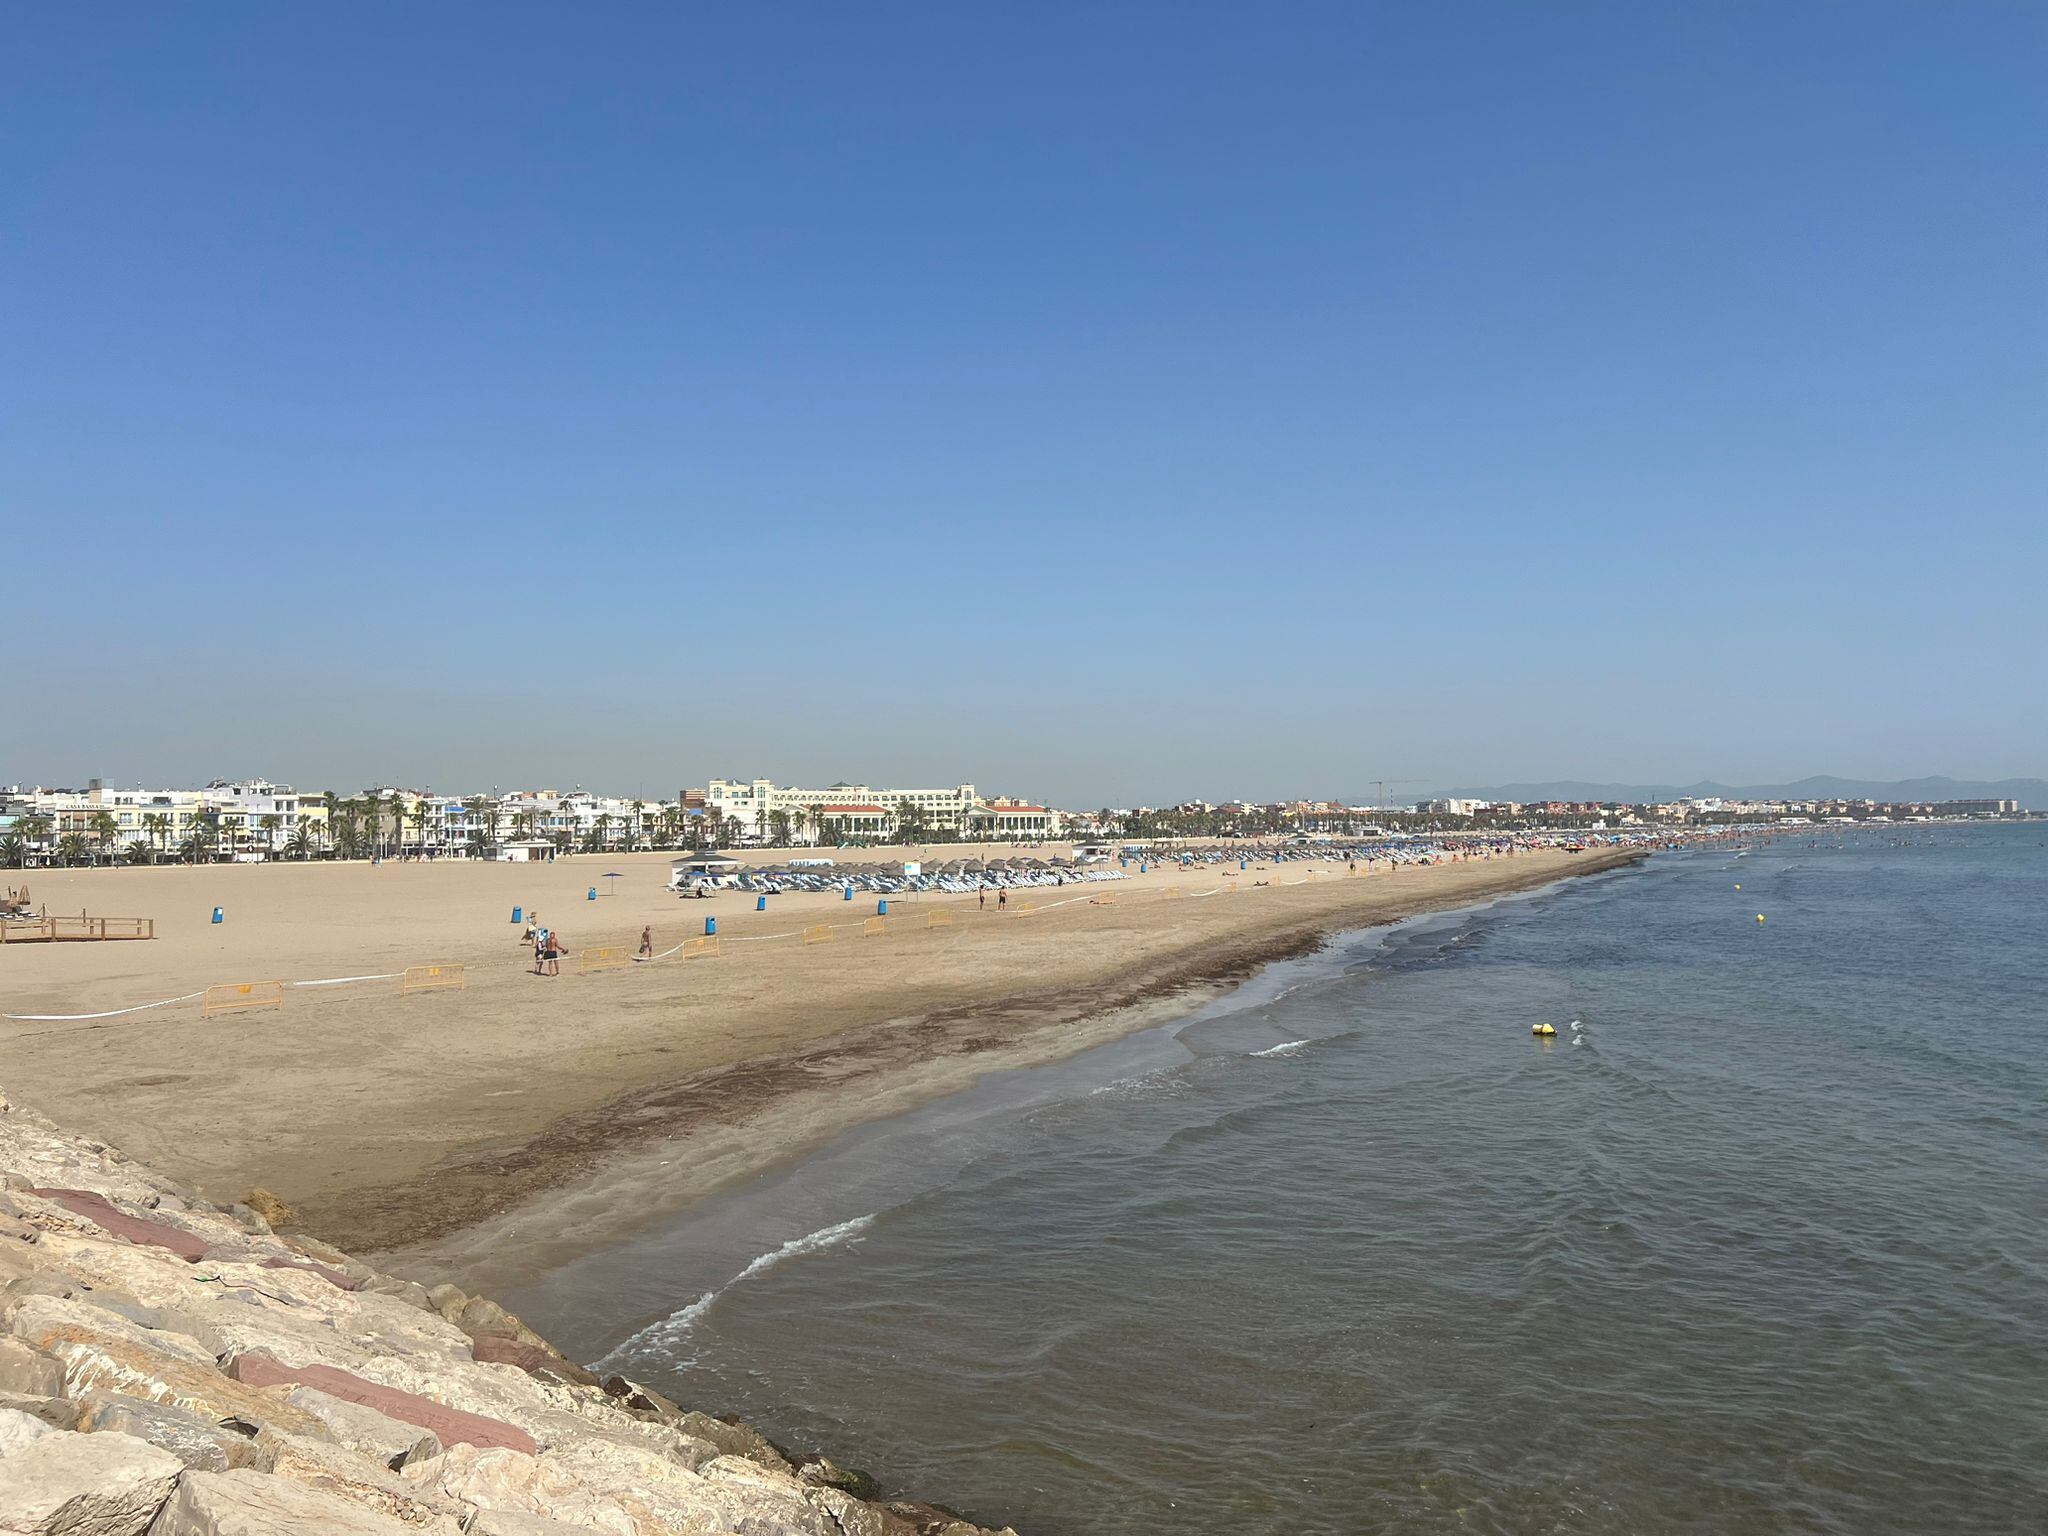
[804,924,834,945]
[402,964,465,994]
[863,916,888,937]
[579,946,629,974]
[202,981,284,1018]
[682,936,720,960]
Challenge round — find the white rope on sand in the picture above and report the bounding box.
[6,970,402,1023]
[3,991,207,1022]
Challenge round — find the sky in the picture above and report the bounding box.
[4,3,2044,807]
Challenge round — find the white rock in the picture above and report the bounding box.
[285,1386,442,1469]
[145,1467,432,1534]
[0,1405,55,1458]
[0,1429,180,1535]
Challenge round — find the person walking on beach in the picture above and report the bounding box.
[978,886,986,911]
[639,925,653,959]
[544,927,560,977]
[998,888,1007,910]
[532,927,546,975]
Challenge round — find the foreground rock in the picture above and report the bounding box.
[0,1089,1017,1535]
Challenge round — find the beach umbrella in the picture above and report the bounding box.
[603,871,624,895]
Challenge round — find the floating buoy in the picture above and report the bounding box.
[1734,883,1740,890]
[1755,914,1766,924]
[1532,1022,1556,1037]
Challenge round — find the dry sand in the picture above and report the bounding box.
[0,842,1641,1292]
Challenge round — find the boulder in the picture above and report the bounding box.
[240,1191,295,1230]
[598,1376,679,1421]
[676,1413,787,1472]
[0,1392,81,1433]
[226,1352,537,1454]
[400,1445,640,1535]
[466,1337,599,1389]
[362,1276,435,1313]
[251,1425,471,1527]
[226,1204,272,1236]
[452,1297,549,1353]
[797,1456,883,1501]
[0,1337,63,1398]
[462,1511,605,1536]
[145,1467,434,1535]
[28,1190,210,1262]
[0,1429,181,1535]
[10,1302,320,1438]
[285,1386,442,1470]
[426,1285,469,1324]
[0,1405,55,1457]
[76,1392,271,1473]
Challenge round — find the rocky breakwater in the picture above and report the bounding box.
[0,1087,1015,1536]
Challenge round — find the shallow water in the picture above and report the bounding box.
[525,827,2048,1534]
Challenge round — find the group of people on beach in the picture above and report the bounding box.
[529,923,560,976]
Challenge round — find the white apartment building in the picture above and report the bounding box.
[703,779,983,842]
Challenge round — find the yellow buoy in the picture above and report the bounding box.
[1755,914,1765,924]
[1532,1022,1556,1036]
[1734,883,1740,890]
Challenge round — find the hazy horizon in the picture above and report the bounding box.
[7,6,2043,800]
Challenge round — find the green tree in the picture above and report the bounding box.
[57,833,93,867]
[361,791,385,859]
[124,839,153,866]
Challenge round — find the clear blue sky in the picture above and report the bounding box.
[6,3,2043,806]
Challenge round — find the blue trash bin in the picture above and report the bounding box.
[512,906,523,924]
[705,916,717,936]
[756,896,767,911]
[843,886,853,901]
[587,887,597,901]
[877,899,888,916]
[211,906,224,925]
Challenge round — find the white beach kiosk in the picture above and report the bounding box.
[669,849,743,892]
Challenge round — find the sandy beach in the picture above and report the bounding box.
[0,842,1641,1292]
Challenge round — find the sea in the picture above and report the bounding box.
[507,825,2048,1535]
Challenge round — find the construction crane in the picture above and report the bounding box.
[1365,778,1426,812]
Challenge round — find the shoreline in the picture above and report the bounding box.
[361,846,1648,1296]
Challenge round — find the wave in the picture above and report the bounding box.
[599,1214,875,1368]
[1250,1039,1313,1058]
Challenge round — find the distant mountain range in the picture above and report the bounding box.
[1411,776,2048,810]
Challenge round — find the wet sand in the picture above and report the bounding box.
[0,843,1641,1291]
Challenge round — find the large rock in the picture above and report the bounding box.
[0,1392,81,1433]
[0,1405,55,1457]
[76,1392,271,1473]
[240,1191,295,1230]
[227,1352,537,1454]
[0,1337,63,1397]
[463,1512,607,1536]
[145,1467,430,1535]
[285,1386,441,1470]
[250,1425,470,1528]
[676,1413,787,1472]
[400,1445,640,1535]
[28,1190,210,1263]
[0,1429,181,1535]
[467,1336,599,1389]
[10,1300,320,1438]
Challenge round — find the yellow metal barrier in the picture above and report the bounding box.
[804,924,835,945]
[1161,886,1183,900]
[202,981,284,1018]
[402,963,465,994]
[579,946,628,974]
[682,936,720,960]
[1013,900,1036,915]
[1093,893,1116,905]
[927,909,954,928]
[862,916,888,937]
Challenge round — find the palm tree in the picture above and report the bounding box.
[286,819,314,861]
[57,833,93,867]
[462,796,493,859]
[178,826,212,863]
[791,809,808,845]
[411,799,433,858]
[124,839,153,866]
[91,811,120,864]
[0,837,24,868]
[259,813,281,857]
[361,791,385,859]
[142,812,169,855]
[17,815,50,864]
[767,809,791,846]
[806,804,826,847]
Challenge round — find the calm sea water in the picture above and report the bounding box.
[536,827,2048,1534]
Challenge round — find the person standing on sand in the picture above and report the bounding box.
[978,887,986,911]
[639,925,653,959]
[998,888,1007,909]
[532,927,545,975]
[544,928,560,977]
